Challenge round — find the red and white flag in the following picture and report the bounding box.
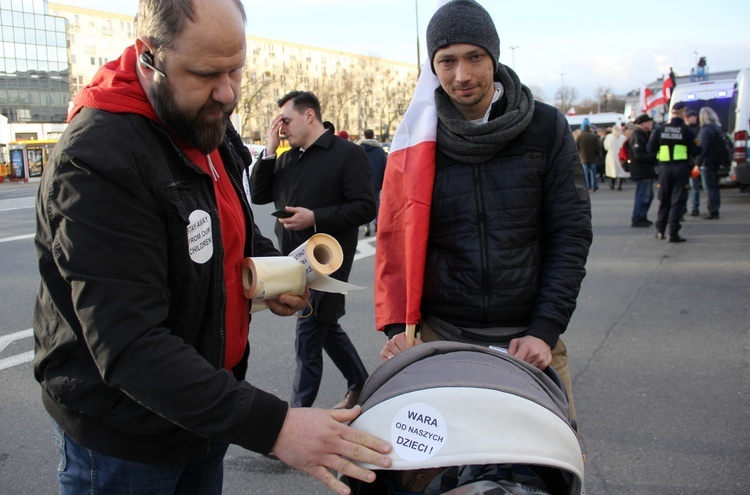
[374,1,448,333]
[642,74,676,113]
[662,74,675,102]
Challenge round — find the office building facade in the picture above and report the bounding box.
[0,0,69,123]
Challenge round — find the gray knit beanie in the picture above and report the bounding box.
[426,0,500,74]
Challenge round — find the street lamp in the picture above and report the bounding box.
[509,46,519,70]
[415,0,421,77]
[559,73,565,110]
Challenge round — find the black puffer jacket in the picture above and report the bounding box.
[422,102,592,347]
[628,126,657,180]
[34,108,287,464]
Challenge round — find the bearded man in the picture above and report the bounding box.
[32,1,391,493]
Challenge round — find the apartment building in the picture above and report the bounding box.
[48,3,133,98]
[47,2,418,141]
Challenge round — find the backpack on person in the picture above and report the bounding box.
[714,130,732,167]
[618,140,631,172]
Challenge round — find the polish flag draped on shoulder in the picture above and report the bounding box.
[374,0,449,333]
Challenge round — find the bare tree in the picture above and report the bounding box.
[527,84,546,103]
[575,98,598,115]
[237,69,274,141]
[554,86,578,113]
[379,77,415,141]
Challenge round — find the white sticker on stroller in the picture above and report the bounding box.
[391,403,447,462]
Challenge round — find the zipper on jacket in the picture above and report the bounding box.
[151,122,228,369]
[471,164,491,321]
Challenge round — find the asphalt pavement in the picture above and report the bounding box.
[1,179,749,494]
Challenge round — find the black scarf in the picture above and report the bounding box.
[435,64,535,164]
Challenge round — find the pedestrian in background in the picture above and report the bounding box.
[376,0,592,418]
[33,1,390,494]
[628,114,658,228]
[604,123,630,190]
[648,102,701,242]
[695,106,723,219]
[596,126,609,182]
[359,129,387,237]
[685,109,701,216]
[251,91,375,410]
[576,120,601,191]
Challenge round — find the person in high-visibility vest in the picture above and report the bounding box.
[646,102,701,242]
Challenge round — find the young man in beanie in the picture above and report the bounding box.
[376,0,592,418]
[647,102,701,242]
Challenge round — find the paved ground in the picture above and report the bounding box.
[1,180,749,494]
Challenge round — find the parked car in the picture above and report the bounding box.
[731,68,750,189]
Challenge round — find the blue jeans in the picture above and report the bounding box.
[51,417,228,495]
[631,178,654,223]
[701,166,721,216]
[689,176,701,212]
[582,163,598,190]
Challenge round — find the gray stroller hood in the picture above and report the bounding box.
[347,341,585,494]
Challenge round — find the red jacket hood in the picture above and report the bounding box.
[68,45,159,123]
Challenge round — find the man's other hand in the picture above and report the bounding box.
[271,406,392,494]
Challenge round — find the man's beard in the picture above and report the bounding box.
[149,79,236,154]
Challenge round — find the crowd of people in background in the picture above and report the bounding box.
[571,105,725,242]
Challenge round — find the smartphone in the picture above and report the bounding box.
[272,209,293,218]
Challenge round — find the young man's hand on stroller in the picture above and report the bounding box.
[380,332,424,362]
[270,406,392,494]
[508,335,552,369]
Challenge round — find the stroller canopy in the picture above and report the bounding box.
[348,341,585,494]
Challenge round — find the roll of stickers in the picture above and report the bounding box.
[242,257,306,300]
[242,233,362,312]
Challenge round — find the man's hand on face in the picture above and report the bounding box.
[266,114,283,156]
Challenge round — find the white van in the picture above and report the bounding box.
[668,78,735,130]
[730,68,750,187]
[566,112,626,131]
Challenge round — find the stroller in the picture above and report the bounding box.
[342,341,585,495]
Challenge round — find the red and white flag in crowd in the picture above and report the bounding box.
[374,1,448,337]
[642,73,677,113]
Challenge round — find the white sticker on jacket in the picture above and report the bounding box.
[391,403,447,462]
[242,168,253,206]
[187,210,213,264]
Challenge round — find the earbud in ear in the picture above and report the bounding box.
[139,51,166,78]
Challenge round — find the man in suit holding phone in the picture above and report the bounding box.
[250,90,376,410]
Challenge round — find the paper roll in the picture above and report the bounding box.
[289,233,343,282]
[242,257,306,300]
[241,234,363,313]
[289,234,362,293]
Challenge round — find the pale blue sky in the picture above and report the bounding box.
[54,0,750,103]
